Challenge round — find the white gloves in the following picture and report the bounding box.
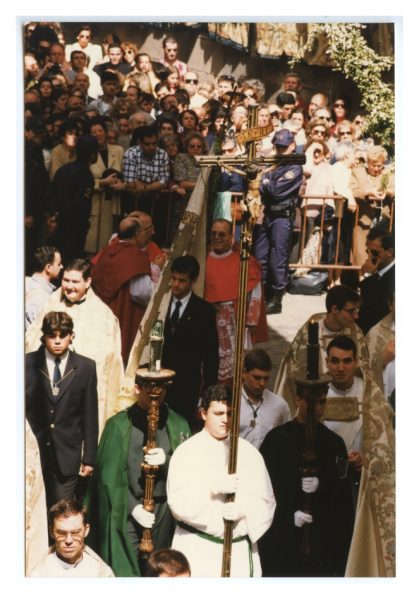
[132,504,155,528]
[144,447,166,466]
[211,473,239,495]
[294,511,313,528]
[262,178,270,185]
[222,501,244,522]
[301,476,319,494]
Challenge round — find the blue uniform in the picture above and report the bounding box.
[254,162,303,292]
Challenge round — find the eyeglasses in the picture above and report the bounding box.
[318,116,332,121]
[185,78,198,84]
[341,306,360,315]
[339,130,352,135]
[312,129,326,135]
[333,103,345,108]
[210,231,227,238]
[354,120,363,125]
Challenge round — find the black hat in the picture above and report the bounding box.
[25,116,46,134]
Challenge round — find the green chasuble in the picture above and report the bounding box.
[85,405,190,576]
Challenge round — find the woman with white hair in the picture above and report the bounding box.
[350,145,395,266]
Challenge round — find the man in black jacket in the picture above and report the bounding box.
[26,311,98,509]
[162,256,219,429]
[24,116,51,272]
[51,135,98,262]
[358,229,395,335]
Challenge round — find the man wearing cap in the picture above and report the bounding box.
[254,129,303,314]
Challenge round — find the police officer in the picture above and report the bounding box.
[254,129,303,314]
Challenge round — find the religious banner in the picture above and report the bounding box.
[255,22,307,59]
[207,22,249,51]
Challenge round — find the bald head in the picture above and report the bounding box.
[122,211,154,247]
[308,93,329,117]
[118,217,140,240]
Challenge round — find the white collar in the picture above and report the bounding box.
[377,260,395,278]
[209,248,234,259]
[172,291,192,308]
[45,348,69,364]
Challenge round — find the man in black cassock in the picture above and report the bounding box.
[259,380,354,577]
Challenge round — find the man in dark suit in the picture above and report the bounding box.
[162,256,219,429]
[26,311,98,509]
[358,229,395,335]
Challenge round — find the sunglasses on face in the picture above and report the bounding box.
[313,129,326,135]
[334,103,345,108]
[354,120,363,125]
[339,130,352,135]
[185,78,198,84]
[319,116,332,121]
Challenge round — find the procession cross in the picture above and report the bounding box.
[196,104,306,577]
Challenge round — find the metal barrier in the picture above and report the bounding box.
[290,194,359,271]
[126,190,394,268]
[123,190,186,248]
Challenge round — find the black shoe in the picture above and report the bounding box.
[266,291,283,315]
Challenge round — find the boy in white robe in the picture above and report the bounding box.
[167,384,276,577]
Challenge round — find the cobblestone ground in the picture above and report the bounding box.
[255,291,326,389]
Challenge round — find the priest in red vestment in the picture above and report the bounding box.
[92,216,164,364]
[205,218,268,385]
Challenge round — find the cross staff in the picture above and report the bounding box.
[196,105,306,577]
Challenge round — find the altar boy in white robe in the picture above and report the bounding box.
[167,384,276,577]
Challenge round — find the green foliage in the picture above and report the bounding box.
[290,23,394,148]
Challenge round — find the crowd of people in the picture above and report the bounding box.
[24,21,395,579]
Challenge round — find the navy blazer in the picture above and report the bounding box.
[25,346,98,477]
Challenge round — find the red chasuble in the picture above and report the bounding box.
[91,236,161,265]
[205,250,268,343]
[91,242,151,364]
